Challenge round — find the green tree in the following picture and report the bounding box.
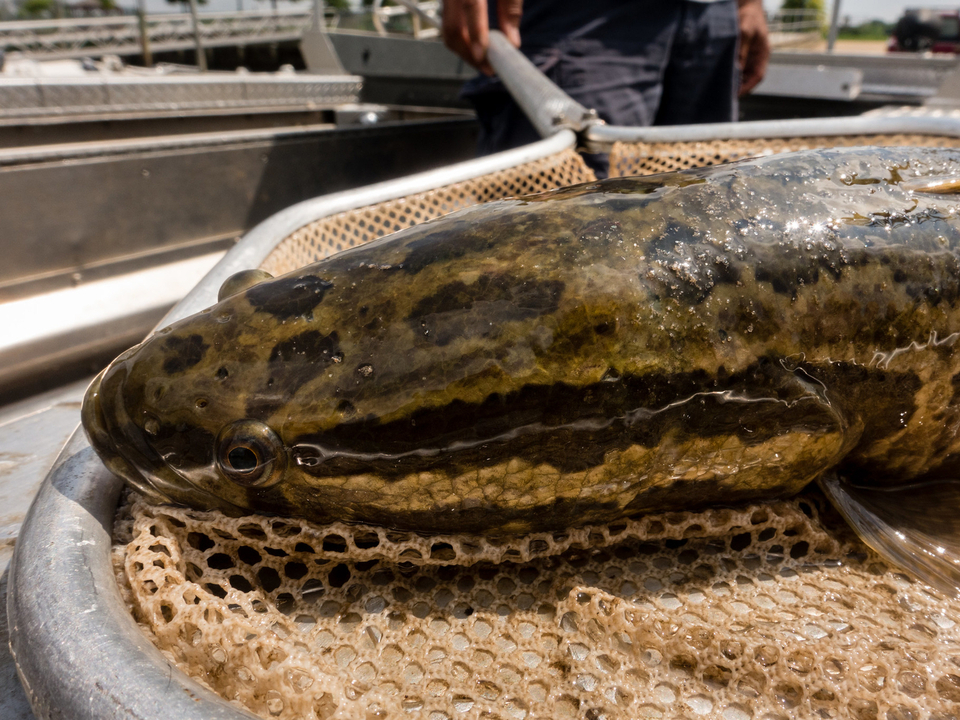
[838,19,892,40]
[18,0,53,18]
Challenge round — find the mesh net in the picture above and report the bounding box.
[116,490,960,720]
[259,149,596,277]
[608,134,960,177]
[119,138,960,720]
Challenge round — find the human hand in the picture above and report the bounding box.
[737,0,771,95]
[442,0,523,76]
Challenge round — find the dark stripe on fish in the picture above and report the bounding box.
[409,274,564,320]
[245,330,342,417]
[409,274,565,347]
[289,361,919,477]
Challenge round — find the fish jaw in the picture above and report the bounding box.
[81,361,247,515]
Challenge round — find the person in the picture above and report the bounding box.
[442,0,771,175]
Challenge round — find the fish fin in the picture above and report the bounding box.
[901,175,960,194]
[819,473,960,597]
[218,269,274,302]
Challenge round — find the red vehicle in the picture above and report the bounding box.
[888,8,960,53]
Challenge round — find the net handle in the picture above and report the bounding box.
[485,30,600,138]
[389,2,600,139]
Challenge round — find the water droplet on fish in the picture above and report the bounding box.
[357,364,374,377]
[332,352,343,364]
[144,417,159,436]
[217,312,232,323]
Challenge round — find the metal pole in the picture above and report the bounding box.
[187,0,207,71]
[312,0,324,31]
[485,30,598,139]
[827,0,842,52]
[137,0,152,67]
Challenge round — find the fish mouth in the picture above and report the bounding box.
[81,366,241,513]
[81,367,178,504]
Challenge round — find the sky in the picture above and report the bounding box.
[121,0,916,27]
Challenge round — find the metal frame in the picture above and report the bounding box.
[0,9,324,59]
[481,29,960,148]
[371,0,440,39]
[0,74,362,120]
[6,130,577,720]
[484,31,598,138]
[584,114,960,150]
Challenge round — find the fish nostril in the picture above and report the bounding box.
[293,446,324,467]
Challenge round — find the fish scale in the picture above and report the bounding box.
[83,146,960,595]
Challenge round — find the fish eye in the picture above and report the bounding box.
[227,446,259,472]
[216,420,286,488]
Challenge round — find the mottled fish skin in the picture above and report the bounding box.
[83,146,960,535]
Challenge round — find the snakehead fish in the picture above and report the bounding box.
[84,146,960,593]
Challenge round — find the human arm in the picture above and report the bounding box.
[737,0,770,94]
[442,0,523,76]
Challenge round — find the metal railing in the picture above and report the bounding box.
[767,7,823,48]
[0,1,446,59]
[371,0,440,39]
[767,7,823,34]
[0,9,328,59]
[0,74,362,118]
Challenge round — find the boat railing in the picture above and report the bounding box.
[371,0,440,39]
[0,8,336,59]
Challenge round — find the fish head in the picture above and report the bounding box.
[81,274,312,516]
[80,199,586,525]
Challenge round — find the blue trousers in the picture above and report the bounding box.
[462,0,740,176]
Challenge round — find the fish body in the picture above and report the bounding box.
[84,147,960,586]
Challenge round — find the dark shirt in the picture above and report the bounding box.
[467,0,739,173]
[498,0,681,48]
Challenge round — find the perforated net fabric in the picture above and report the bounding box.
[608,134,960,177]
[117,490,960,720]
[258,148,596,277]
[118,138,960,720]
